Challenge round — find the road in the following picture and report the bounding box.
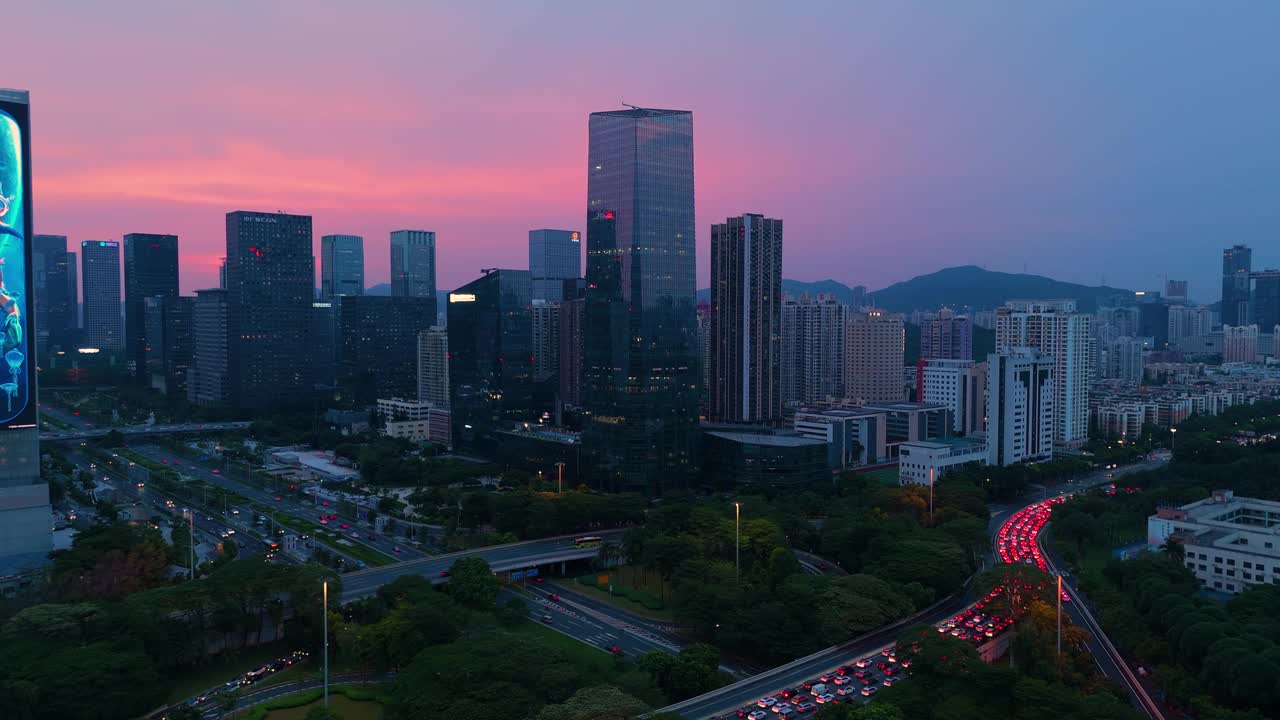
[128,444,425,563]
[38,402,250,441]
[504,585,682,659]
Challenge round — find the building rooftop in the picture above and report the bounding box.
[592,107,690,118]
[706,431,826,448]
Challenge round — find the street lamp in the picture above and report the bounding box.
[1170,427,1177,452]
[322,580,330,709]
[555,462,565,494]
[928,467,935,527]
[734,502,741,581]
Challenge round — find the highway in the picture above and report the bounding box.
[505,585,682,659]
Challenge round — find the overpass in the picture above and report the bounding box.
[40,421,251,442]
[338,529,626,603]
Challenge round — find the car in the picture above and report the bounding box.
[368,534,377,540]
[861,686,879,697]
[789,687,806,700]
[340,523,349,529]
[274,496,282,501]
[801,679,817,689]
[777,708,795,718]
[439,570,449,577]
[212,469,221,474]
[173,462,181,467]
[835,687,855,697]
[833,676,851,685]
[161,460,168,465]
[757,698,777,709]
[773,703,793,714]
[608,646,622,656]
[817,563,830,570]
[322,501,329,506]
[814,694,835,705]
[541,614,553,623]
[534,577,544,583]
[818,674,831,683]
[393,546,402,553]
[854,658,871,668]
[748,712,768,720]
[796,703,815,714]
[882,676,898,687]
[321,519,329,524]
[550,594,560,601]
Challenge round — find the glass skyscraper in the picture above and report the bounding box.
[32,234,76,357]
[529,229,581,302]
[124,232,179,383]
[583,107,699,495]
[390,230,436,299]
[1221,244,1252,327]
[81,240,123,351]
[320,234,364,299]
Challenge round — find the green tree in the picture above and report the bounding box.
[448,556,500,608]
[532,685,648,720]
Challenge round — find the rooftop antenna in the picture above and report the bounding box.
[622,101,642,110]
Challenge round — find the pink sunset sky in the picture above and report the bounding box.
[10,2,1280,299]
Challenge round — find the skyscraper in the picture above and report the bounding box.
[844,310,905,403]
[558,296,584,409]
[390,230,436,299]
[80,240,123,351]
[782,294,847,405]
[582,108,698,495]
[986,349,1055,466]
[1251,271,1280,331]
[310,300,338,391]
[338,296,436,403]
[1101,337,1144,383]
[32,234,75,356]
[996,299,1093,446]
[921,309,972,360]
[124,233,179,382]
[417,326,449,407]
[143,295,193,395]
[1165,279,1189,305]
[188,288,230,406]
[320,234,365,299]
[709,213,783,425]
[448,270,535,454]
[529,229,581,302]
[531,300,561,383]
[224,211,314,411]
[1222,244,1252,327]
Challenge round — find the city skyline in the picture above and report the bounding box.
[9,3,1279,297]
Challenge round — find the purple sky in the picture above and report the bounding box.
[10,2,1280,301]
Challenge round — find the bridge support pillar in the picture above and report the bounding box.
[560,561,566,576]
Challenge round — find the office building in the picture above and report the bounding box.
[530,229,581,302]
[532,301,560,383]
[123,233,179,382]
[709,213,783,425]
[142,295,193,395]
[1148,490,1280,596]
[844,310,905,403]
[224,211,314,411]
[1135,292,1170,349]
[311,301,338,391]
[782,294,846,405]
[80,240,123,351]
[390,230,436,298]
[1102,336,1145,383]
[996,300,1093,446]
[1222,244,1252,327]
[1252,271,1280,331]
[187,288,230,406]
[1223,325,1259,364]
[701,428,829,490]
[919,358,986,435]
[582,107,699,495]
[899,437,988,486]
[448,269,535,454]
[1165,279,1189,305]
[1274,326,1280,360]
[376,397,451,446]
[986,349,1055,466]
[859,400,951,450]
[320,234,364,299]
[921,309,972,360]
[32,234,76,356]
[559,296,585,408]
[417,326,449,407]
[338,296,436,403]
[793,407,887,468]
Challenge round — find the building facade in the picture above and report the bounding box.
[80,240,123,351]
[782,294,846,405]
[844,310,905,403]
[709,213,783,425]
[1168,304,1212,344]
[531,300,561,383]
[1222,244,1252,327]
[702,428,829,490]
[582,108,699,495]
[986,349,1055,466]
[320,234,364,299]
[32,234,76,357]
[921,309,972,360]
[187,288,230,406]
[417,326,449,407]
[123,233,179,382]
[376,397,450,447]
[996,299,1092,446]
[919,358,986,435]
[1165,279,1189,305]
[793,407,887,468]
[1102,336,1145,384]
[310,300,338,391]
[142,295,193,396]
[1223,325,1259,363]
[224,211,314,411]
[1148,490,1280,596]
[1252,271,1280,331]
[390,230,436,299]
[899,438,988,486]
[558,296,584,408]
[338,296,437,403]
[529,229,581,302]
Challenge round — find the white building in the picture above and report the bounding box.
[1147,490,1280,595]
[417,326,449,407]
[793,408,887,469]
[996,300,1093,446]
[919,358,986,436]
[1223,325,1259,363]
[1102,336,1144,384]
[898,438,988,487]
[986,349,1055,466]
[844,310,905,403]
[377,397,451,447]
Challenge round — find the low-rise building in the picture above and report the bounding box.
[898,437,988,486]
[793,408,888,468]
[1148,490,1280,595]
[376,397,451,447]
[702,427,830,489]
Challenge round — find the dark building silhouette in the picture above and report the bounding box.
[1221,244,1252,326]
[338,295,436,403]
[143,295,193,396]
[81,241,123,351]
[32,234,76,357]
[124,233,179,383]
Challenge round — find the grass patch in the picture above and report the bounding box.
[568,567,675,622]
[504,621,615,672]
[164,643,294,704]
[231,684,386,720]
[859,467,901,486]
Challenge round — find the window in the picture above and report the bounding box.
[1227,558,1236,566]
[1214,566,1223,575]
[1226,583,1236,591]
[1214,556,1223,563]
[1200,564,1207,571]
[1244,572,1253,580]
[1214,581,1222,589]
[1244,561,1253,569]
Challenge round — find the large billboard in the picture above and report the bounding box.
[0,91,35,430]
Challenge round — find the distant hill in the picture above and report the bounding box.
[367,283,391,296]
[869,266,1129,313]
[697,279,864,305]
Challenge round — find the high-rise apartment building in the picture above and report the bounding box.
[1165,279,1189,305]
[582,107,699,495]
[143,295,193,396]
[986,349,1055,466]
[1135,292,1170,348]
[338,296,436,403]
[124,233,179,382]
[80,240,123,351]
[559,296,584,408]
[448,270,535,454]
[1102,337,1144,383]
[417,326,449,407]
[996,300,1093,446]
[709,213,783,425]
[921,309,972,360]
[919,358,986,436]
[320,234,364,299]
[187,288,230,406]
[1221,244,1252,327]
[782,294,847,405]
[1252,271,1280,331]
[1168,305,1212,343]
[844,310,905,404]
[1223,325,1259,363]
[390,230,436,299]
[531,301,561,383]
[529,229,581,302]
[32,234,76,356]
[224,211,314,411]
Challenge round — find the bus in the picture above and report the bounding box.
[574,536,604,549]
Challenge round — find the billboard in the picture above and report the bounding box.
[0,91,35,430]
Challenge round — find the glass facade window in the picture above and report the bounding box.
[529,229,581,302]
[81,241,123,351]
[320,234,365,299]
[124,233,180,383]
[338,295,436,403]
[390,230,436,299]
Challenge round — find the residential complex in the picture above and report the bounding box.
[844,310,905,403]
[921,309,972,360]
[986,349,1055,466]
[918,358,986,436]
[996,299,1092,446]
[782,294,846,405]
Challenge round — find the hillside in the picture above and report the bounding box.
[869,265,1129,313]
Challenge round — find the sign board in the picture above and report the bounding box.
[525,567,539,577]
[511,570,526,580]
[597,574,609,585]
[0,91,35,430]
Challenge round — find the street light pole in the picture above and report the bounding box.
[555,462,565,494]
[188,510,195,579]
[1056,574,1062,662]
[734,502,741,582]
[322,580,330,709]
[928,467,935,527]
[1170,427,1177,453]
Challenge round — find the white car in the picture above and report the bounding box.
[749,712,768,720]
[815,694,835,704]
[772,704,792,715]
[757,698,777,709]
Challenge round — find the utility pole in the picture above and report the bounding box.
[1056,574,1063,663]
[323,580,330,709]
[734,502,741,581]
[929,467,935,526]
